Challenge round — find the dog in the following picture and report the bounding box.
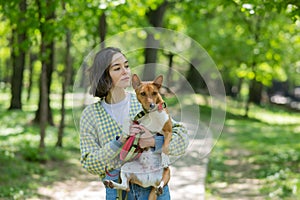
[104,74,172,200]
[131,74,172,167]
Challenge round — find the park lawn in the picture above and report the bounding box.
[0,92,82,199]
[206,102,300,200]
[0,109,81,199]
[1,92,300,199]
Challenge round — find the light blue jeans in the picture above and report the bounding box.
[105,181,171,200]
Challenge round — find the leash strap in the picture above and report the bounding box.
[116,175,128,200]
[120,134,142,162]
[124,134,142,162]
[116,189,128,200]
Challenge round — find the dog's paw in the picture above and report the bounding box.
[156,186,163,196]
[161,152,170,168]
[103,180,114,189]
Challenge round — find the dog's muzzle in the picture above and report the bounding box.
[149,103,155,110]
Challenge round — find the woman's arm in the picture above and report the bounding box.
[79,107,122,178]
[169,119,189,155]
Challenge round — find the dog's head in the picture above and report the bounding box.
[132,74,163,111]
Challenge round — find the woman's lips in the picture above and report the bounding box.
[121,77,130,81]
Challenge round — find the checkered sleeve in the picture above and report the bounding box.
[168,118,189,156]
[79,105,122,178]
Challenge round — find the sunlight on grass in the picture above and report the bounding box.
[207,102,300,199]
[1,127,24,136]
[0,91,81,199]
[250,109,300,125]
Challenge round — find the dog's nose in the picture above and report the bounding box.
[150,103,155,109]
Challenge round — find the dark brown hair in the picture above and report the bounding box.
[88,47,122,98]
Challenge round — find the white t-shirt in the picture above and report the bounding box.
[101,93,131,134]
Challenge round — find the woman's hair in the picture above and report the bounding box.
[88,47,122,98]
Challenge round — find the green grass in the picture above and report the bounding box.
[0,91,81,199]
[1,90,300,199]
[206,99,300,199]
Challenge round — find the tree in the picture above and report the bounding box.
[57,29,72,147]
[33,0,57,125]
[26,53,38,101]
[229,0,299,116]
[36,0,48,151]
[8,0,28,110]
[143,0,168,81]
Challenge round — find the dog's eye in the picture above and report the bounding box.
[140,92,146,96]
[152,92,157,96]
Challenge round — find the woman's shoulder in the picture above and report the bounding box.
[81,101,103,116]
[128,92,140,105]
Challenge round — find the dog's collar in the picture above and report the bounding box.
[133,102,167,122]
[157,102,167,111]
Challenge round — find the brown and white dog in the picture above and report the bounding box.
[104,74,172,200]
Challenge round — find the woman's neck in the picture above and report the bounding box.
[106,87,126,104]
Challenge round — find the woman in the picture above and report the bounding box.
[80,47,189,199]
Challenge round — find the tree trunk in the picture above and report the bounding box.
[9,0,27,110]
[99,12,106,49]
[57,28,72,148]
[166,53,174,89]
[27,53,37,101]
[33,0,55,125]
[143,33,159,81]
[33,39,55,125]
[249,79,263,104]
[244,78,263,117]
[39,52,48,151]
[185,57,206,93]
[143,0,168,81]
[244,17,262,117]
[37,0,48,152]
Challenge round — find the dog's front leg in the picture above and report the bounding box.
[161,121,172,167]
[161,136,171,167]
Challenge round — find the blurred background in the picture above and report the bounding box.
[0,0,299,199]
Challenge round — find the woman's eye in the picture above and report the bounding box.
[113,67,120,71]
[141,92,146,96]
[125,65,129,68]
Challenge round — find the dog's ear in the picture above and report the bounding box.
[132,74,141,89]
[153,75,163,89]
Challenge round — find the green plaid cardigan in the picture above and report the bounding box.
[80,93,188,179]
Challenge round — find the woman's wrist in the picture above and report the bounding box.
[116,135,127,144]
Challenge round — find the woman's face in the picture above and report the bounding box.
[109,52,131,89]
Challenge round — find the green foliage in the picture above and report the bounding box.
[1,0,299,98]
[206,98,300,199]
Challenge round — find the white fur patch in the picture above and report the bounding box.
[139,110,169,133]
[121,149,163,187]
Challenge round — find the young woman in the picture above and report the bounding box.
[80,47,189,200]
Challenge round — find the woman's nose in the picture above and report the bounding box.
[121,66,129,74]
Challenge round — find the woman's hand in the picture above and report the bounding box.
[129,124,155,149]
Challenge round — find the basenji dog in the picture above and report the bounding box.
[132,74,172,167]
[104,74,172,200]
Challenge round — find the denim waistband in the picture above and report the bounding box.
[102,168,120,181]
